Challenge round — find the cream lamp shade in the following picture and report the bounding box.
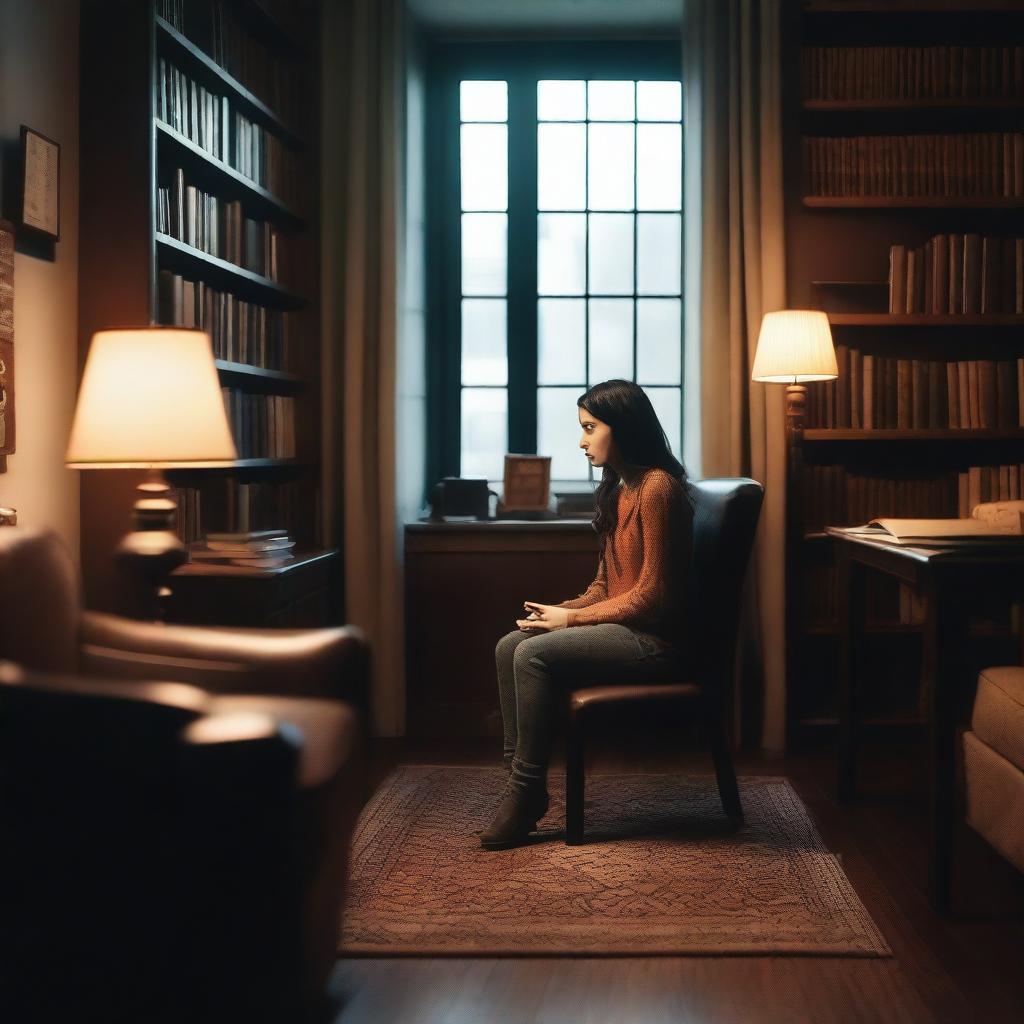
[751,310,838,384]
[66,327,237,468]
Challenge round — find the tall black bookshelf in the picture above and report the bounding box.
[785,0,1024,736]
[79,0,329,621]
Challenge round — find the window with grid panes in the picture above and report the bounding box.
[427,43,683,492]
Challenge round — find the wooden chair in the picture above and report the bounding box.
[564,477,765,845]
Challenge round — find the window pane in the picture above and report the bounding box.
[461,387,507,479]
[587,80,634,121]
[637,124,682,210]
[637,214,681,295]
[462,214,507,295]
[538,299,585,385]
[637,299,681,385]
[637,81,682,121]
[460,80,507,122]
[538,80,585,120]
[538,387,587,481]
[588,299,633,384]
[462,299,507,385]
[588,214,634,295]
[538,214,585,295]
[645,387,682,460]
[538,124,585,210]
[588,124,634,210]
[461,124,507,211]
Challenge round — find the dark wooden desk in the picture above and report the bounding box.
[405,520,599,737]
[827,528,1024,913]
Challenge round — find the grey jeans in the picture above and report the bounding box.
[495,624,684,776]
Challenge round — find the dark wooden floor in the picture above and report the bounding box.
[328,733,1024,1024]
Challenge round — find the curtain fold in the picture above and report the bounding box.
[321,0,406,736]
[683,0,788,751]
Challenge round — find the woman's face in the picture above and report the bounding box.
[578,407,616,470]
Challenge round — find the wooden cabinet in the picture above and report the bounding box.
[166,550,340,627]
[405,522,600,737]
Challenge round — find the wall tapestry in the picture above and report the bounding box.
[0,220,14,466]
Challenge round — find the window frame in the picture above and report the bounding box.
[425,40,683,490]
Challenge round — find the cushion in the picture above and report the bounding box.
[209,694,358,789]
[963,729,1024,874]
[0,529,79,673]
[972,667,1024,772]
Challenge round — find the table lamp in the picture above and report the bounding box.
[66,326,237,617]
[751,309,838,439]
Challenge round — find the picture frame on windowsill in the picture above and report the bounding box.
[497,454,552,515]
[19,126,60,242]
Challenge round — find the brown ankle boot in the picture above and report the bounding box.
[479,783,549,850]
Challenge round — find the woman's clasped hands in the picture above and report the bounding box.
[516,601,570,633]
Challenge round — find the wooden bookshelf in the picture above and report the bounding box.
[803,99,1024,111]
[785,1,1024,733]
[827,314,1024,326]
[803,197,1024,208]
[79,0,329,623]
[155,15,306,148]
[155,121,305,227]
[805,2,1024,11]
[214,359,303,389]
[155,234,304,308]
[804,429,1024,441]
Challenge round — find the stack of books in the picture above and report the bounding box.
[189,529,295,568]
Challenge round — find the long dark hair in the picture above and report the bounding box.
[578,379,687,542]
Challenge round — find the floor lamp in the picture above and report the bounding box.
[752,309,839,727]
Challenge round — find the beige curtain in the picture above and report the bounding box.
[321,0,406,735]
[683,0,788,751]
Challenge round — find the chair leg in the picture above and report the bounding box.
[565,710,586,845]
[709,723,743,827]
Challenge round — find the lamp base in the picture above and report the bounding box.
[115,470,187,620]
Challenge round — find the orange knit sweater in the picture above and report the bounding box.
[558,467,692,642]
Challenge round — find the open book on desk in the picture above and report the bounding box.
[835,517,1024,546]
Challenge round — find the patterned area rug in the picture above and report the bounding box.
[339,767,890,957]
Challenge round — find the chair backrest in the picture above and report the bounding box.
[684,478,765,693]
[0,528,81,673]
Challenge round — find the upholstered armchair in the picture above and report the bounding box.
[0,527,370,1024]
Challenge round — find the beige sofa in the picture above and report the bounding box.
[963,666,1024,874]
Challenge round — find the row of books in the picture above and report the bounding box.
[804,564,1021,630]
[161,1,304,129]
[173,479,304,544]
[803,565,927,627]
[158,58,229,163]
[157,168,289,282]
[158,270,292,371]
[190,529,296,569]
[209,1,304,128]
[802,46,1024,101]
[801,463,1024,533]
[888,235,1024,315]
[803,133,1024,198]
[233,110,300,208]
[222,388,296,460]
[157,0,183,28]
[805,351,1024,431]
[157,60,300,206]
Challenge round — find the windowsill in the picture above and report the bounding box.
[406,516,594,530]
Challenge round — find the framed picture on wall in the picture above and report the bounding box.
[19,126,61,242]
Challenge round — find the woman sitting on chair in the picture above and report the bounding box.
[481,378,693,850]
